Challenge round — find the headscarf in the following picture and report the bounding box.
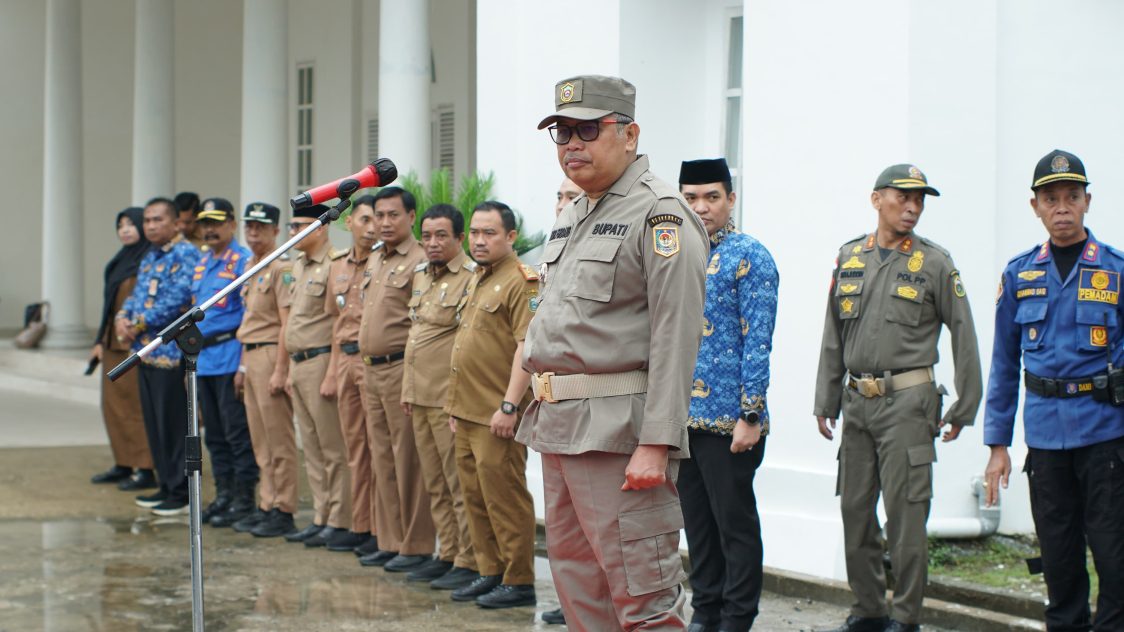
[95,207,150,344]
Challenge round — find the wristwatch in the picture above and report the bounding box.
[500,401,518,415]
[739,410,761,426]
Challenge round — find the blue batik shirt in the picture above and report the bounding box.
[688,223,779,436]
[190,241,250,376]
[119,234,201,369]
[984,230,1124,449]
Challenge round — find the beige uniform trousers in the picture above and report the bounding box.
[100,347,153,469]
[363,360,434,555]
[289,353,350,528]
[243,345,298,513]
[337,353,376,534]
[542,452,687,631]
[454,418,535,585]
[412,405,475,569]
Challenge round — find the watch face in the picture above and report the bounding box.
[501,402,516,414]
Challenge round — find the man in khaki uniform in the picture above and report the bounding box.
[233,202,299,538]
[400,204,481,589]
[323,196,380,555]
[356,187,434,572]
[813,165,982,632]
[446,201,538,609]
[519,75,708,631]
[281,204,352,547]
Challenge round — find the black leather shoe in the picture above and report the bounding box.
[687,623,717,632]
[200,477,234,524]
[542,608,566,625]
[285,523,323,543]
[232,508,268,533]
[476,584,536,609]
[430,566,478,590]
[118,469,157,491]
[303,526,342,548]
[92,465,132,484]
[406,559,453,582]
[384,554,430,573]
[820,615,890,632]
[884,622,920,632]
[327,531,370,552]
[251,510,295,538]
[359,550,397,567]
[451,574,502,602]
[135,490,167,508]
[354,536,380,557]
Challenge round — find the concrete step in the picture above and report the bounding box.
[0,342,99,406]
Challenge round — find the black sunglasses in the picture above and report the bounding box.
[547,118,621,145]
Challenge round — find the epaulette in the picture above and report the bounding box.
[640,174,679,199]
[463,260,478,272]
[330,248,348,260]
[519,263,539,281]
[917,235,951,258]
[1006,244,1040,265]
[1103,243,1124,262]
[841,233,866,249]
[414,262,428,273]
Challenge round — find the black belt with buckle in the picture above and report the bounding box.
[202,329,239,349]
[290,345,332,363]
[243,342,276,352]
[1024,370,1104,398]
[362,351,405,366]
[340,341,360,355]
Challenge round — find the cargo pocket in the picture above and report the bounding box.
[1015,300,1048,350]
[886,285,925,326]
[618,501,686,597]
[906,444,936,502]
[569,238,622,303]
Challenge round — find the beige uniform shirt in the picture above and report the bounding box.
[325,248,370,345]
[237,256,292,344]
[518,155,709,456]
[445,253,538,425]
[402,251,478,408]
[283,242,340,352]
[357,239,427,357]
[813,232,983,424]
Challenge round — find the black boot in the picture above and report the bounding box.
[201,477,234,524]
[210,480,255,528]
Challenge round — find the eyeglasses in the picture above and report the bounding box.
[287,221,316,231]
[547,118,622,145]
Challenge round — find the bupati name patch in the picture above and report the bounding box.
[550,226,572,240]
[1016,287,1047,299]
[592,222,629,237]
[1078,269,1120,304]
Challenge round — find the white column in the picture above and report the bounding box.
[131,0,174,205]
[240,0,287,212]
[40,0,86,349]
[378,0,430,182]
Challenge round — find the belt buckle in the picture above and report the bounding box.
[362,355,372,366]
[534,372,557,403]
[857,373,880,398]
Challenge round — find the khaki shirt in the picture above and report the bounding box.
[518,155,709,456]
[445,252,538,425]
[283,242,341,352]
[358,239,427,357]
[237,256,293,344]
[813,232,983,425]
[402,251,478,408]
[325,247,370,344]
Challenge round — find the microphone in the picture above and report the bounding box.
[289,158,398,210]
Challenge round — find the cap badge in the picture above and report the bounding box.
[559,82,576,103]
[252,203,263,212]
[1051,155,1070,173]
[908,166,923,180]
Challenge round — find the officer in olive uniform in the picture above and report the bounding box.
[282,204,352,547]
[520,75,709,631]
[813,165,982,632]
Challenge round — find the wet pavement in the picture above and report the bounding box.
[0,387,904,631]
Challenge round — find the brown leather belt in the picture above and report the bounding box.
[845,367,933,398]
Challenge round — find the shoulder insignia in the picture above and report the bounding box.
[519,263,539,281]
[951,269,966,298]
[653,227,680,258]
[647,213,684,227]
[414,262,428,273]
[917,235,952,258]
[330,248,348,260]
[1006,244,1040,265]
[996,275,1004,305]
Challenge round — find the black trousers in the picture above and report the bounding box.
[138,363,188,503]
[1027,435,1124,632]
[198,373,259,484]
[677,431,767,632]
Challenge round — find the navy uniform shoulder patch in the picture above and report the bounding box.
[519,263,539,281]
[330,248,348,260]
[647,214,684,227]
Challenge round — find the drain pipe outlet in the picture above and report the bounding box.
[927,476,1001,539]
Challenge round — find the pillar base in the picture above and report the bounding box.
[40,324,92,350]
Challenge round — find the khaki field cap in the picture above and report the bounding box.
[537,75,636,129]
[873,164,940,197]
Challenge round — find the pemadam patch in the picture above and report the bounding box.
[1078,268,1120,304]
[653,227,680,258]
